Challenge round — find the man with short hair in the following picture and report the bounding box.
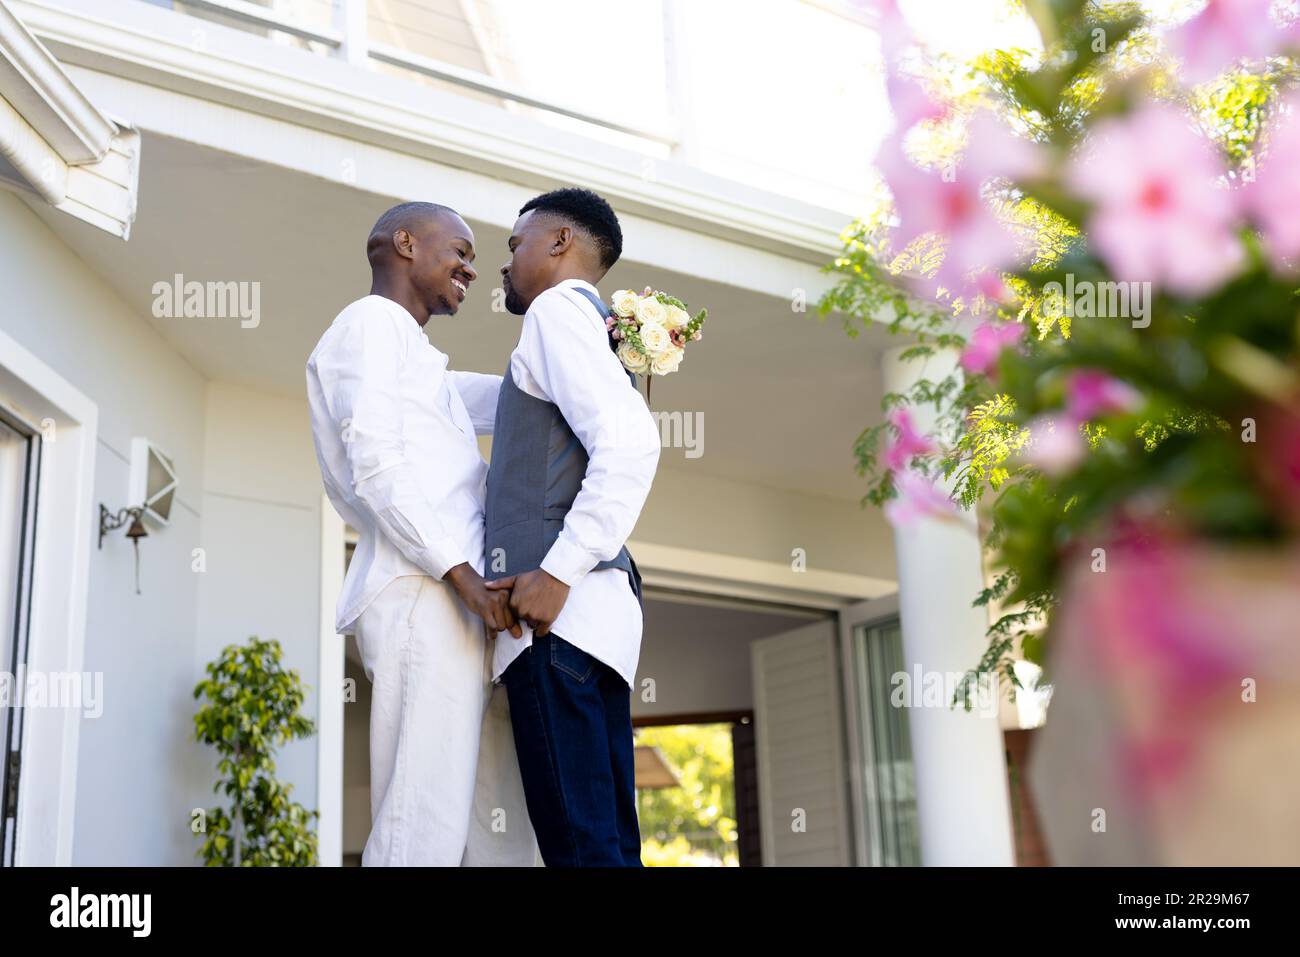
[486,188,660,866]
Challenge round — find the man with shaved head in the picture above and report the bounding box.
[307,201,536,866]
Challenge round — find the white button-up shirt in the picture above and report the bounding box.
[306,295,501,634]
[490,279,661,688]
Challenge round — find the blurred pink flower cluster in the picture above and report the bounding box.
[871,0,1300,310]
[880,408,958,526]
[1023,370,1143,475]
[867,0,1300,514]
[959,320,1025,378]
[1165,0,1300,83]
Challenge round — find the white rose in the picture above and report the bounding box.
[650,346,684,376]
[611,289,639,318]
[616,340,650,375]
[664,305,690,330]
[633,295,668,327]
[638,320,671,356]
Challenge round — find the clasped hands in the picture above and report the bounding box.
[444,563,570,639]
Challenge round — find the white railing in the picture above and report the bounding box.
[180,0,343,47]
[151,0,680,149]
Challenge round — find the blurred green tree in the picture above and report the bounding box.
[635,723,739,867]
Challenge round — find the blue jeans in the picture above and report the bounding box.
[502,634,642,867]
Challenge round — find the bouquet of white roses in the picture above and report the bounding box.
[607,286,706,379]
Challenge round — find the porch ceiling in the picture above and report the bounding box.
[23,133,899,502]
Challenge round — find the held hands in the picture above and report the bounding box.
[444,563,523,638]
[485,569,570,638]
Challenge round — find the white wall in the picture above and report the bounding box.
[633,597,817,719]
[0,194,330,865]
[637,467,896,582]
[194,381,325,823]
[0,190,208,865]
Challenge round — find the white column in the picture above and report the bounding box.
[881,343,1016,866]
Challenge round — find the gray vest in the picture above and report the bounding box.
[484,285,642,605]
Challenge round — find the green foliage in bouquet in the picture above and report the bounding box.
[192,636,318,866]
[652,290,709,338]
[820,0,1300,702]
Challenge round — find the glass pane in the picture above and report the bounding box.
[0,418,27,676]
[854,618,921,866]
[369,0,672,151]
[144,1,339,53]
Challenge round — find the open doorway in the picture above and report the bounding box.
[633,590,839,866]
[334,542,882,867]
[632,718,747,866]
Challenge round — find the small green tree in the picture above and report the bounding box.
[192,636,318,866]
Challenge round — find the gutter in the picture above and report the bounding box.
[0,0,139,239]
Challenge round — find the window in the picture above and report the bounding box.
[850,618,921,866]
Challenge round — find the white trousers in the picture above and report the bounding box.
[353,574,537,866]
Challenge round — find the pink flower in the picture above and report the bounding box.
[959,321,1026,377]
[882,407,937,471]
[879,112,1041,301]
[1165,0,1300,84]
[962,110,1046,184]
[886,73,949,133]
[1241,93,1300,269]
[884,469,958,526]
[971,271,1013,304]
[879,146,1020,296]
[1066,102,1243,296]
[1064,369,1143,420]
[1023,414,1086,476]
[867,0,913,66]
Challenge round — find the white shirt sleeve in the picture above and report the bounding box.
[516,286,660,587]
[310,307,468,580]
[447,370,503,436]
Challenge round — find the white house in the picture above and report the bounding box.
[0,0,1029,867]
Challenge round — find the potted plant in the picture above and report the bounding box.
[192,636,318,866]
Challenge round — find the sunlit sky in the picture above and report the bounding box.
[477,0,1205,215]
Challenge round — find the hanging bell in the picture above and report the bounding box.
[125,512,148,595]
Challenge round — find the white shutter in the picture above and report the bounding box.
[751,619,850,865]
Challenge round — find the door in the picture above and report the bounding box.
[839,596,922,866]
[0,407,40,866]
[751,619,851,865]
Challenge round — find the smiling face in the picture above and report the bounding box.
[501,210,559,316]
[411,211,478,318]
